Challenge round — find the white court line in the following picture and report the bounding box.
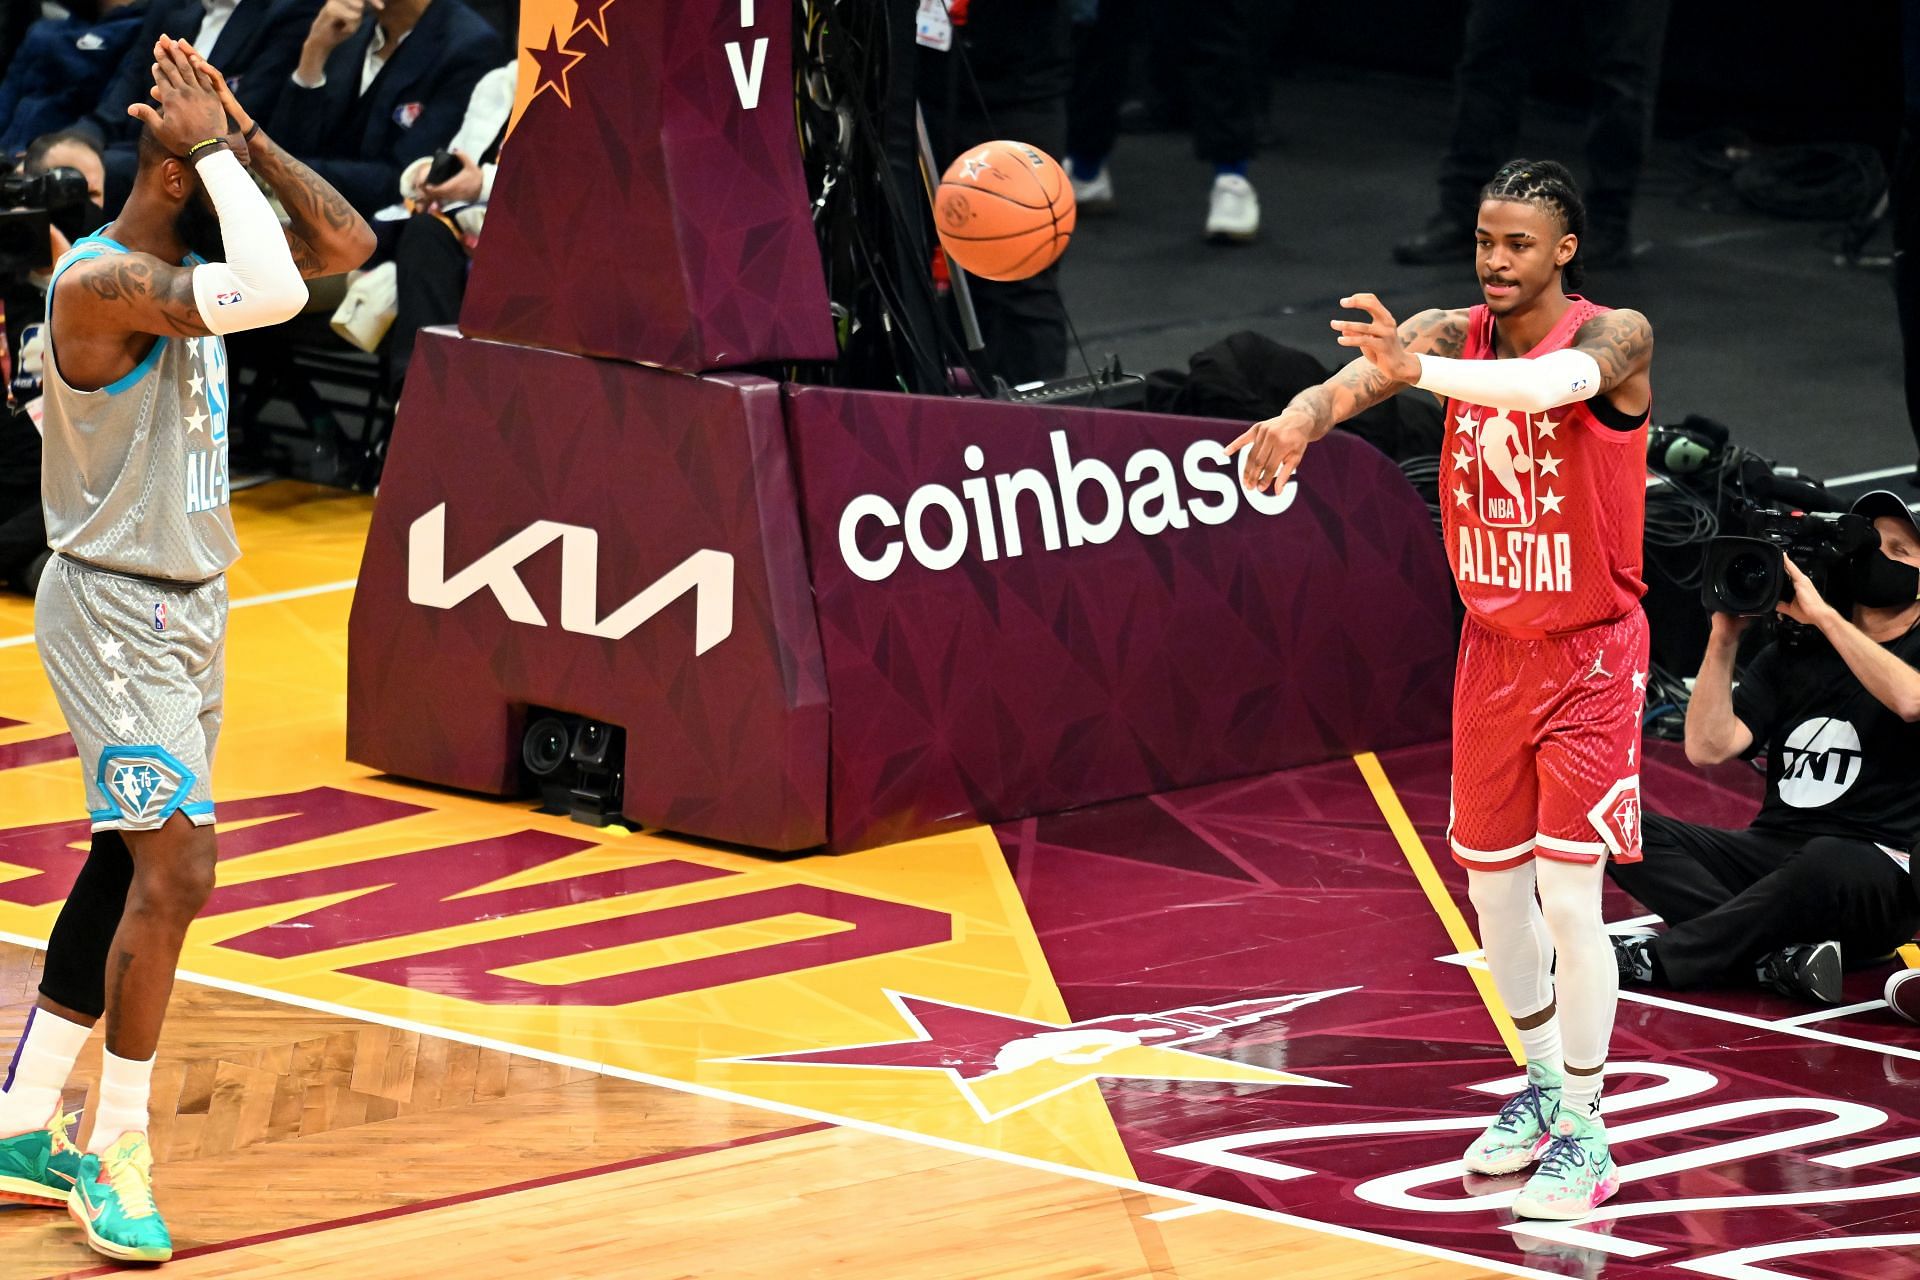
[0,927,1567,1280]
[1773,999,1889,1027]
[1438,926,1920,1061]
[1826,463,1917,486]
[0,577,357,649]
[1618,988,1920,1063]
[1142,1204,1217,1222]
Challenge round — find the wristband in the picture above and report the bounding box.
[242,120,260,142]
[185,137,227,160]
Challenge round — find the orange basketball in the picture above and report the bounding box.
[934,140,1077,282]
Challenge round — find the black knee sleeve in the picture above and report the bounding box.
[38,831,133,1018]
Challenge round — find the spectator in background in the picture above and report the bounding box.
[24,129,108,217]
[1066,0,1271,242]
[0,0,148,156]
[1,3,43,79]
[72,0,320,213]
[385,59,514,395]
[268,0,503,222]
[1393,0,1670,268]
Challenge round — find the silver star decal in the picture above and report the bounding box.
[1631,669,1648,692]
[1628,741,1636,765]
[1536,451,1562,477]
[104,673,130,698]
[188,371,204,399]
[1451,445,1474,470]
[184,408,208,435]
[1538,488,1564,515]
[112,712,138,736]
[1453,482,1472,507]
[1534,414,1558,440]
[97,636,124,663]
[1453,410,1477,437]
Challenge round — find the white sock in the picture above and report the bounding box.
[1535,855,1617,1123]
[1562,1067,1604,1120]
[87,1048,155,1153]
[1467,863,1562,1076]
[0,1006,91,1136]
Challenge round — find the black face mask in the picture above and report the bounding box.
[173,194,225,263]
[1851,549,1920,608]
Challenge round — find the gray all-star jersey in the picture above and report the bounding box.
[42,233,239,582]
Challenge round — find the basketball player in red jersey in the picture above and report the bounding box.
[1227,160,1652,1220]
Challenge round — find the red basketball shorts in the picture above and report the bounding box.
[1449,608,1649,872]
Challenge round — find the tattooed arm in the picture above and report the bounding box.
[188,49,375,278]
[247,126,378,278]
[1570,308,1654,419]
[1225,303,1469,495]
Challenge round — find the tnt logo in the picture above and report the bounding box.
[1588,776,1642,860]
[1476,410,1536,527]
[97,749,193,826]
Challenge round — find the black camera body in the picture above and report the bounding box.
[0,167,90,215]
[1702,509,1878,615]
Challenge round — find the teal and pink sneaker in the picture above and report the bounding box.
[68,1131,173,1263]
[1512,1107,1619,1220]
[0,1112,83,1207]
[1463,1061,1561,1175]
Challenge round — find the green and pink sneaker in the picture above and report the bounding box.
[1463,1062,1561,1175]
[0,1112,83,1207]
[1513,1107,1619,1220]
[68,1131,173,1263]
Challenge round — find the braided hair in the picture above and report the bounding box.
[1479,159,1587,290]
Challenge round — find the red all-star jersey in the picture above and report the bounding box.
[1439,296,1649,638]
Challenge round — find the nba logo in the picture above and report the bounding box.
[153,602,167,632]
[1476,410,1536,528]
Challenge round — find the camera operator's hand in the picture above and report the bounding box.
[1708,610,1753,644]
[1777,554,1837,628]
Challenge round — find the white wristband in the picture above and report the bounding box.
[1413,349,1602,414]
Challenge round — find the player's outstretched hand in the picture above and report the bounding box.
[1225,409,1311,495]
[127,36,228,157]
[1331,293,1419,383]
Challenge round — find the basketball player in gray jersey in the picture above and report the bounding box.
[0,38,371,1263]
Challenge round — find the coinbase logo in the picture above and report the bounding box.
[1777,718,1864,809]
[837,431,1297,583]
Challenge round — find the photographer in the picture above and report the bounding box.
[1610,492,1920,1004]
[0,131,108,596]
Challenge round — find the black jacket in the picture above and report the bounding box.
[266,0,503,217]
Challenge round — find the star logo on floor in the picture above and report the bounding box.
[724,988,1352,1122]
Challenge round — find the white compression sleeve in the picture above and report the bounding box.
[1414,348,1602,414]
[188,147,307,336]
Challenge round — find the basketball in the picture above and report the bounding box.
[934,140,1077,281]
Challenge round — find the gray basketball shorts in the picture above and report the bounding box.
[34,557,227,832]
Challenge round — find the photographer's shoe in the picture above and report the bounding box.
[1463,1061,1560,1175]
[1757,940,1843,1004]
[1886,967,1920,1024]
[1611,930,1656,986]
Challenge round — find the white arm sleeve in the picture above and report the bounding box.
[1413,348,1602,413]
[188,148,308,336]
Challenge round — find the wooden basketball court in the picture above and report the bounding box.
[5,487,1918,1278]
[0,486,1505,1278]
